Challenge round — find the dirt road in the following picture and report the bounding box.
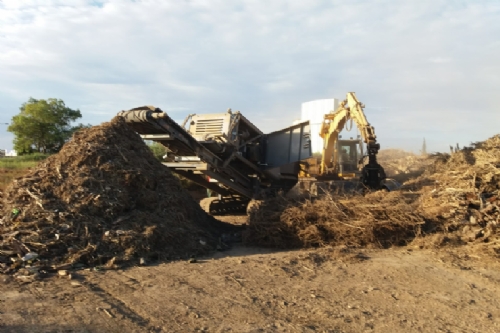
[1,244,499,333]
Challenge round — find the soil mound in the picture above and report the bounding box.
[0,117,224,274]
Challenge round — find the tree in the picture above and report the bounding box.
[147,141,167,161]
[8,98,83,154]
[421,138,427,156]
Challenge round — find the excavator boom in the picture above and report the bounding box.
[319,92,387,189]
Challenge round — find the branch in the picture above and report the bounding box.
[25,189,44,209]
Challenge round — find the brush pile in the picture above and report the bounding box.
[0,117,225,275]
[245,134,500,251]
[413,135,500,244]
[244,191,425,248]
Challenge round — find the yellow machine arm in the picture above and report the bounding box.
[319,92,386,188]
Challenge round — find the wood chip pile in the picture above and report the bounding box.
[0,117,228,275]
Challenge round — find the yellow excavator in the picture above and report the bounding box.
[300,92,399,193]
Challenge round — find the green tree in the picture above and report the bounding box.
[146,141,197,188]
[147,141,167,161]
[8,98,83,154]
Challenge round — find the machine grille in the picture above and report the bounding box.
[194,118,224,136]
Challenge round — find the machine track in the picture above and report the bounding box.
[200,197,250,215]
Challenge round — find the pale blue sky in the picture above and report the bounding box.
[1,0,499,153]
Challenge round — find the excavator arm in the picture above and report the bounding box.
[319,92,386,189]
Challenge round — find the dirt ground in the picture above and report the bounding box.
[1,234,499,333]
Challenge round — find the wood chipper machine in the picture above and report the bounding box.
[118,107,312,214]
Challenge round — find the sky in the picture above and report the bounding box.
[0,0,499,154]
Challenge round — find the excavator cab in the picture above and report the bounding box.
[337,137,362,177]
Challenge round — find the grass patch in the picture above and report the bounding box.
[0,153,50,169]
[0,153,51,190]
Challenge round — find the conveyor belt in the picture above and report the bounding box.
[118,106,255,199]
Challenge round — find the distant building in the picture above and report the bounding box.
[0,149,4,157]
[5,150,17,157]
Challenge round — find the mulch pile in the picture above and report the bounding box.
[0,117,227,276]
[244,134,500,253]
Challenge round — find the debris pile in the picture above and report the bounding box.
[378,148,417,165]
[244,191,425,248]
[377,149,431,182]
[383,155,429,176]
[0,117,226,275]
[413,135,500,245]
[245,134,500,252]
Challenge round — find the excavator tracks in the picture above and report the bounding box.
[200,197,250,215]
